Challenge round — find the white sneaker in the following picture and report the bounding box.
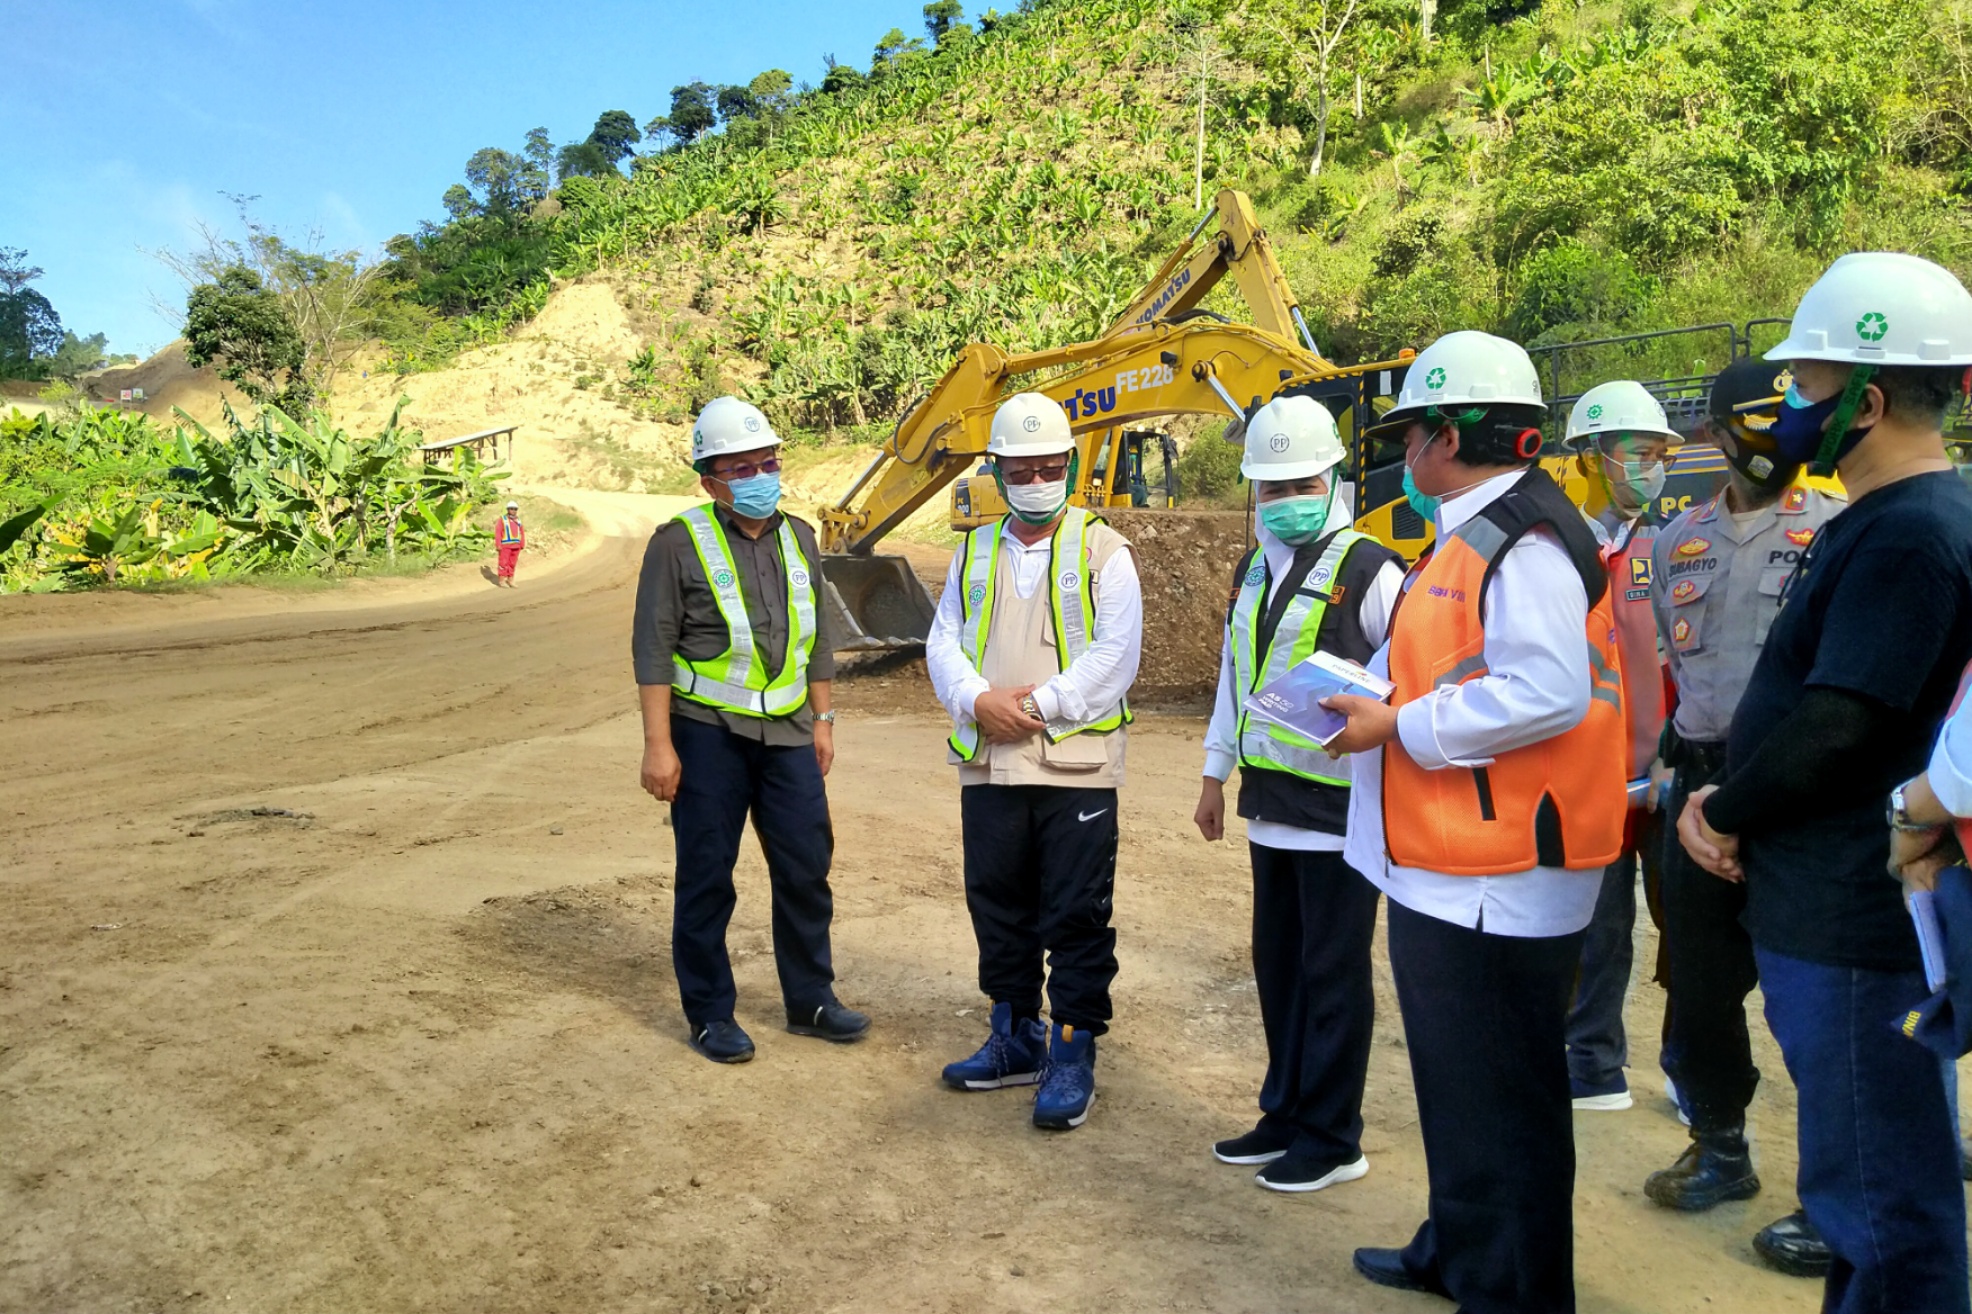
[1665,1075,1692,1127]
[1571,1075,1634,1111]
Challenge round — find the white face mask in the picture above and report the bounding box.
[1005,478,1068,523]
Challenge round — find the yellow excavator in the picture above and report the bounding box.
[815,187,1767,650]
[818,189,1414,649]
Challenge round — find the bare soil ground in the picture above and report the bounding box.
[2,511,1841,1314]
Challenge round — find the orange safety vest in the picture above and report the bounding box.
[1604,519,1665,782]
[1383,469,1628,875]
[498,516,524,548]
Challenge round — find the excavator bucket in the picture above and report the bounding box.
[821,554,938,652]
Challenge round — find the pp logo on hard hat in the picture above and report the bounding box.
[1268,432,1291,452]
[743,415,762,433]
[1022,416,1042,433]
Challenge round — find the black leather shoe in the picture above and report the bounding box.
[690,1018,755,1064]
[1644,1131,1762,1211]
[1351,1248,1450,1299]
[1753,1209,1832,1278]
[787,1000,870,1042]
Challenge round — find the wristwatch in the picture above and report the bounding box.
[1019,694,1042,721]
[1888,779,1937,833]
[814,710,836,724]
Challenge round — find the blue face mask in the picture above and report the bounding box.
[1772,382,1872,467]
[725,470,782,519]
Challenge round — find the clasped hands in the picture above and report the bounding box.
[974,684,1046,744]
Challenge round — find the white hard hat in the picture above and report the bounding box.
[1566,380,1681,446]
[691,396,778,462]
[506,500,519,509]
[1241,394,1346,480]
[1765,253,1972,367]
[1384,330,1545,423]
[987,392,1074,457]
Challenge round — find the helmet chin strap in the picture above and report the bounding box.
[1812,365,1877,477]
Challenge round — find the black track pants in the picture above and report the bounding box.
[960,784,1119,1035]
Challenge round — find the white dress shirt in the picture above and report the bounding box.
[1928,696,1972,818]
[926,523,1144,731]
[1202,522,1405,852]
[1343,470,1604,937]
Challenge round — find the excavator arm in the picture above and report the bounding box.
[1105,189,1310,349]
[820,320,1328,556]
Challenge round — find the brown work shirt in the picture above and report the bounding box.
[631,502,836,746]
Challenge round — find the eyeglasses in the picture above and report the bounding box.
[709,456,782,482]
[998,461,1070,485]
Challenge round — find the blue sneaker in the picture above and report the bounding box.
[1032,1023,1096,1130]
[941,1002,1047,1091]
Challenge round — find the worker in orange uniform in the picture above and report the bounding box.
[495,500,525,587]
[1324,330,1629,1314]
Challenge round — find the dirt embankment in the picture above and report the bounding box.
[1109,508,1250,706]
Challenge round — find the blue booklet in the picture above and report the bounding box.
[1243,651,1396,747]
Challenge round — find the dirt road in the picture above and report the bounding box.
[2,510,1830,1314]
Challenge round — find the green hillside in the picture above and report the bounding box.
[350,0,1972,437]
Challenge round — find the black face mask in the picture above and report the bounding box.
[1717,420,1801,493]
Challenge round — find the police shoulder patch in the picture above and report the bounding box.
[1672,617,1692,644]
[1781,486,1808,513]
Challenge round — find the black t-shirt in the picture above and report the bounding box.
[1727,470,1972,971]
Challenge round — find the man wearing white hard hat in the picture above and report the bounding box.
[1560,381,1683,1114]
[927,391,1143,1132]
[632,395,867,1065]
[1193,395,1404,1193]
[1323,330,1629,1312]
[1677,253,1972,1314]
[494,500,525,587]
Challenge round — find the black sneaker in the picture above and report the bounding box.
[787,1000,870,1043]
[1644,1131,1761,1211]
[690,1018,755,1064]
[1256,1150,1369,1194]
[1753,1209,1832,1279]
[1212,1124,1295,1166]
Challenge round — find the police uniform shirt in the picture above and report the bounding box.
[1651,486,1843,745]
[631,502,836,745]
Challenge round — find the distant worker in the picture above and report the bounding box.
[1324,331,1627,1314]
[1645,358,1843,1273]
[631,396,869,1064]
[1677,253,1972,1313]
[927,392,1143,1132]
[496,500,525,587]
[1194,396,1403,1192]
[1561,380,1680,1112]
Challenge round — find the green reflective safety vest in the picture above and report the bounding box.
[671,505,818,719]
[1230,530,1372,785]
[947,507,1132,762]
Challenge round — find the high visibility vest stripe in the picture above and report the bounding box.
[671,506,818,719]
[498,517,523,546]
[1230,531,1369,785]
[947,508,1131,761]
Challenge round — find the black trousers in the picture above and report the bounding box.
[1390,899,1584,1314]
[1659,765,1761,1133]
[669,714,836,1026]
[1251,845,1381,1162]
[960,784,1119,1035]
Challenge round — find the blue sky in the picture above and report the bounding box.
[2,0,926,357]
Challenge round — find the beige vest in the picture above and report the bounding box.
[955,522,1131,789]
